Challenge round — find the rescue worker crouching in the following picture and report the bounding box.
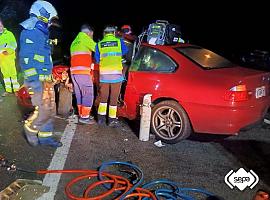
[95,25,128,127]
[70,24,96,124]
[0,18,20,96]
[19,0,62,147]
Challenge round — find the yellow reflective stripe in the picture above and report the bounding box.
[37,16,49,23]
[38,131,53,138]
[45,75,52,81]
[24,68,37,77]
[34,54,45,63]
[109,106,117,118]
[28,88,34,95]
[39,75,45,81]
[39,74,52,81]
[24,124,38,134]
[98,103,107,115]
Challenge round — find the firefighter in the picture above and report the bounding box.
[0,18,20,96]
[119,24,137,64]
[120,25,132,34]
[19,0,62,147]
[95,25,128,127]
[70,24,96,124]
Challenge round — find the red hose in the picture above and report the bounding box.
[37,169,157,200]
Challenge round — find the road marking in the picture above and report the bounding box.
[37,116,78,200]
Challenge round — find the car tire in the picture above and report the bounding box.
[151,100,191,144]
[57,83,73,117]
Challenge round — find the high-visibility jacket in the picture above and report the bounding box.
[96,34,123,75]
[19,25,52,85]
[0,28,17,61]
[70,32,96,75]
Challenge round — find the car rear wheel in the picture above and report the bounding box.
[151,100,191,144]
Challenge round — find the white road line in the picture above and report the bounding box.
[37,116,78,200]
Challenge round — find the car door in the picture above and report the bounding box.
[122,46,177,119]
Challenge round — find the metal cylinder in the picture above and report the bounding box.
[139,94,152,141]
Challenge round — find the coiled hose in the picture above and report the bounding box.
[36,161,214,200]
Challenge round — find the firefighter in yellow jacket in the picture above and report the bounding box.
[0,18,20,96]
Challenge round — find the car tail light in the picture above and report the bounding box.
[224,85,249,102]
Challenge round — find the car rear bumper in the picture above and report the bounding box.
[185,101,269,135]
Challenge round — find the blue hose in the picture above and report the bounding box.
[98,161,144,200]
[142,178,214,200]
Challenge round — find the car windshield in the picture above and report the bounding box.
[176,46,234,69]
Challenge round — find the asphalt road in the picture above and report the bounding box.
[0,94,269,200]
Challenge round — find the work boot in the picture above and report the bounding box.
[38,137,62,148]
[23,124,39,146]
[79,117,96,125]
[97,115,106,126]
[108,118,121,128]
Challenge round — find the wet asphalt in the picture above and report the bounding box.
[0,94,269,200]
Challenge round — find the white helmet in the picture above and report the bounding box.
[30,0,58,22]
[21,0,58,29]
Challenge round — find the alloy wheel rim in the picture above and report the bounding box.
[153,106,183,140]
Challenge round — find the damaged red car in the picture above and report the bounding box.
[17,43,270,144]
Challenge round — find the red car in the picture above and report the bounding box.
[118,43,270,143]
[17,43,270,144]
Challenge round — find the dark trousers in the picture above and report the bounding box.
[99,82,121,106]
[98,82,121,118]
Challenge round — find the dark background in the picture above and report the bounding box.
[1,0,269,59]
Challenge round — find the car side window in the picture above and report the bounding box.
[130,46,177,72]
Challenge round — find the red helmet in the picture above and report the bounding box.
[121,25,132,34]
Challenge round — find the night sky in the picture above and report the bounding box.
[20,0,270,57]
